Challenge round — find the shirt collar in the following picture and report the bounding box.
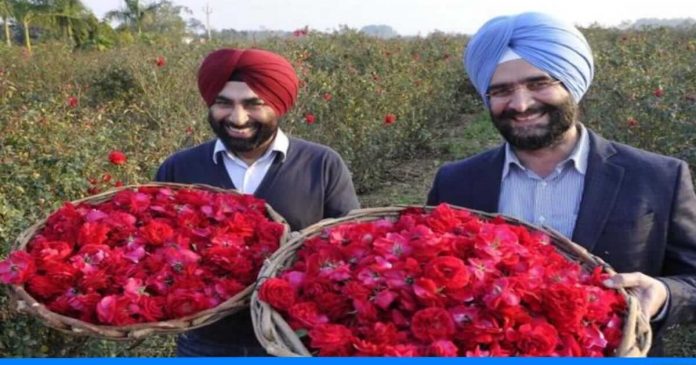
[501,123,589,179]
[569,123,589,174]
[212,128,289,164]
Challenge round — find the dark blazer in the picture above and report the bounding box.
[427,129,696,354]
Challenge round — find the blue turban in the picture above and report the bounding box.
[464,12,594,108]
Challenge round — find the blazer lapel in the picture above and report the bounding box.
[471,145,505,213]
[572,131,624,252]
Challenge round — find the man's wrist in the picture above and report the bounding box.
[651,279,670,322]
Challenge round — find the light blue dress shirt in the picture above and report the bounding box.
[498,125,589,239]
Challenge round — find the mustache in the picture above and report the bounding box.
[498,104,555,120]
[217,121,263,136]
[208,111,261,129]
[219,119,260,128]
[220,123,259,129]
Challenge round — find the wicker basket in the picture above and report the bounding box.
[8,182,290,340]
[251,205,652,357]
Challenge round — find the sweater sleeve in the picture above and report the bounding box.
[323,151,360,218]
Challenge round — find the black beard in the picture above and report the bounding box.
[208,112,278,153]
[490,97,577,151]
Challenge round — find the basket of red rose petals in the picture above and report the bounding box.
[1,182,289,340]
[251,204,651,357]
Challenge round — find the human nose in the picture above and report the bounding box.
[225,105,250,126]
[505,86,535,112]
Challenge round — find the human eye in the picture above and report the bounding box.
[527,79,554,91]
[214,98,233,107]
[243,98,266,108]
[488,86,513,98]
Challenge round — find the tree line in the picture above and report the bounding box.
[0,0,196,52]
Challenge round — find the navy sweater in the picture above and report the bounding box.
[155,137,360,351]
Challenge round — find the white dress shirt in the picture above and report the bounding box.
[212,129,289,194]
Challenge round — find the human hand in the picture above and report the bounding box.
[603,272,668,320]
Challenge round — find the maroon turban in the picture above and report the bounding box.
[197,48,299,117]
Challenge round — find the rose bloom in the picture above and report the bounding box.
[309,323,354,356]
[429,340,459,357]
[67,96,79,108]
[304,113,316,125]
[288,301,329,329]
[0,251,36,284]
[259,277,296,309]
[411,307,456,342]
[108,150,127,165]
[424,255,470,289]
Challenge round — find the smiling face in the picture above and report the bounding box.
[208,81,278,156]
[487,59,578,151]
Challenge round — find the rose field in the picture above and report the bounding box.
[0,26,695,356]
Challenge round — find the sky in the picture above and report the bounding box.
[82,0,696,36]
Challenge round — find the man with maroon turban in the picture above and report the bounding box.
[155,48,360,356]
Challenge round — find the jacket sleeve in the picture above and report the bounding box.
[427,167,443,206]
[153,158,174,183]
[659,160,696,327]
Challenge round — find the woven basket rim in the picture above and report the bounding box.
[251,204,652,357]
[9,182,291,340]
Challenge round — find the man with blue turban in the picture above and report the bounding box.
[427,12,696,356]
